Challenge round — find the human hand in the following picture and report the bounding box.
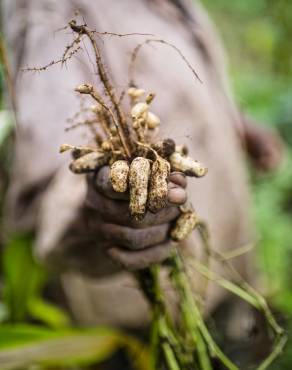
[85,166,187,270]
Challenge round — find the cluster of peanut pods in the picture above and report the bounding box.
[60,86,207,242]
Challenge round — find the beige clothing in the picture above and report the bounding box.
[3,0,252,326]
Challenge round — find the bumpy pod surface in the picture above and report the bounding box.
[110,160,130,193]
[171,211,198,241]
[69,151,109,174]
[148,157,170,213]
[129,157,151,220]
[169,152,207,177]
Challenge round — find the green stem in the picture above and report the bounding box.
[170,253,212,370]
[170,251,239,370]
[162,341,181,370]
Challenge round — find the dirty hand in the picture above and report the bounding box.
[85,166,187,270]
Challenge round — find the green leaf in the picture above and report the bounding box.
[27,298,71,329]
[0,324,152,370]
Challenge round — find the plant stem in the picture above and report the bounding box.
[69,21,133,156]
[170,250,239,370]
[135,266,182,370]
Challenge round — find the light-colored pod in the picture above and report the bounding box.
[169,152,207,177]
[146,112,160,129]
[69,151,109,174]
[131,102,148,121]
[60,144,96,159]
[74,83,94,94]
[129,157,151,220]
[90,104,102,114]
[171,211,198,241]
[60,143,75,153]
[110,160,130,193]
[127,87,145,101]
[148,157,170,213]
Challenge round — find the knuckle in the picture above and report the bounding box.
[108,249,139,271]
[122,259,140,271]
[124,230,142,249]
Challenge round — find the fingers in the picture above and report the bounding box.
[167,182,187,205]
[93,222,169,250]
[107,242,177,270]
[86,185,180,227]
[169,172,187,188]
[133,206,180,228]
[167,172,187,205]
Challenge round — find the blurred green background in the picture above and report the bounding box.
[0,0,291,369]
[202,1,292,368]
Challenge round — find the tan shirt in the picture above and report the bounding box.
[3,0,252,326]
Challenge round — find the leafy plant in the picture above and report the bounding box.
[2,233,69,327]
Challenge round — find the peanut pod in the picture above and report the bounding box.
[148,157,170,213]
[110,160,130,193]
[129,157,151,220]
[127,87,145,103]
[131,102,148,122]
[146,112,160,129]
[171,210,198,242]
[169,152,207,177]
[60,144,95,159]
[69,151,110,174]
